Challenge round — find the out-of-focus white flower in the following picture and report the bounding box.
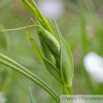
[84,52,103,82]
[37,0,64,19]
[0,92,6,103]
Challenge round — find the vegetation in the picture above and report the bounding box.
[0,0,103,103]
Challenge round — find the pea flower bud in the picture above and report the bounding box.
[19,0,74,94]
[39,25,60,56]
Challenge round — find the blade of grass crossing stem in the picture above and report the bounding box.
[0,53,60,102]
[29,87,36,103]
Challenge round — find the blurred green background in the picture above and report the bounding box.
[0,0,103,103]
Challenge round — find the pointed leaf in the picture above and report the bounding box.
[55,21,74,86]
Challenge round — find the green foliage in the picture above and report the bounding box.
[0,53,60,102]
[1,0,74,102]
[0,0,103,103]
[20,0,74,95]
[29,87,36,103]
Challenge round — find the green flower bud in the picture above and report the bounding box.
[36,21,58,68]
[39,25,60,56]
[41,38,57,67]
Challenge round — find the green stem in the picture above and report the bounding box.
[63,86,68,95]
[68,86,73,95]
[19,0,38,16]
[1,25,36,32]
[19,0,56,37]
[19,0,34,14]
[62,85,73,95]
[0,53,60,103]
[67,86,73,103]
[31,0,55,36]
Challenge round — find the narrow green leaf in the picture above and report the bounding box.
[55,21,74,86]
[29,87,36,103]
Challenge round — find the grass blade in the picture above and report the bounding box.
[29,87,36,103]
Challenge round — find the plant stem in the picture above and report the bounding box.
[19,0,38,16]
[19,0,56,37]
[0,53,60,103]
[68,86,73,95]
[62,84,73,95]
[1,25,36,32]
[31,0,55,36]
